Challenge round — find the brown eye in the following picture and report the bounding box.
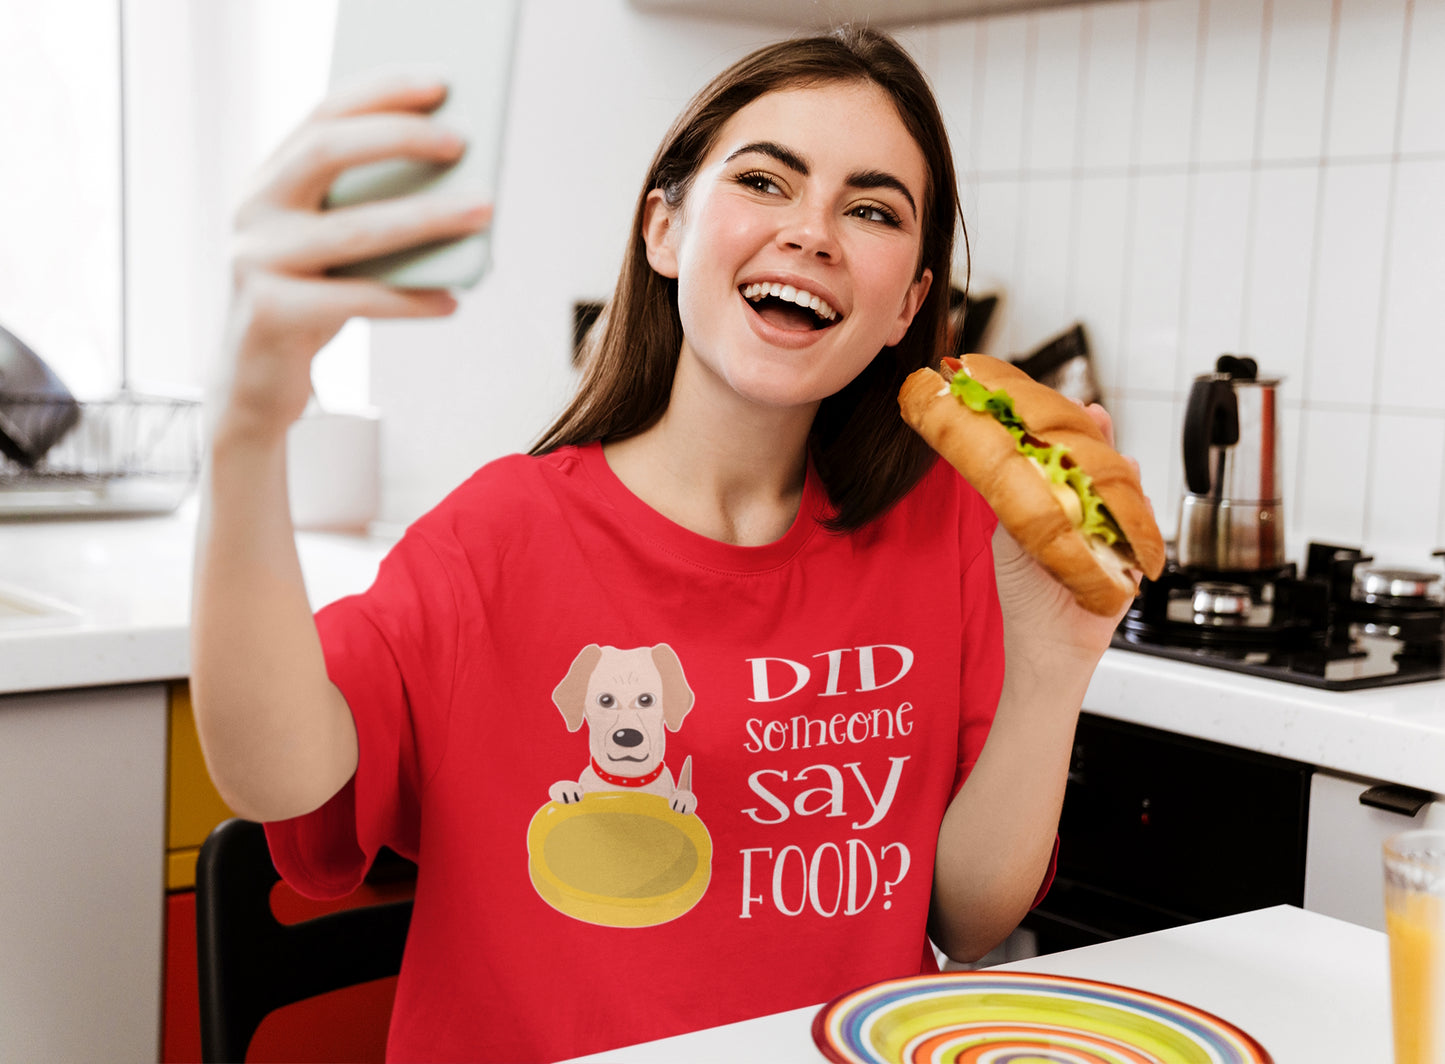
[850,202,901,227]
[737,171,782,195]
[597,693,615,708]
[637,693,655,707]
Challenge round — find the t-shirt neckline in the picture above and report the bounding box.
[576,440,828,574]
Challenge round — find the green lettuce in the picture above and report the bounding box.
[948,372,1124,546]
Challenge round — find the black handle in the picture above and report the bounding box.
[1215,354,1258,380]
[1182,376,1240,495]
[1359,784,1436,817]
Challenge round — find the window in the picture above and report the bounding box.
[1,0,365,407]
[0,1,122,399]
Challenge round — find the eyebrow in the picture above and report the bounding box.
[725,140,920,220]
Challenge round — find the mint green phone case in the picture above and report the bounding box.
[325,0,521,290]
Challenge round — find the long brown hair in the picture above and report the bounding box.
[531,25,966,531]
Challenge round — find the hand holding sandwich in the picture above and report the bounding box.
[910,356,1164,961]
[991,402,1145,661]
[901,354,1164,613]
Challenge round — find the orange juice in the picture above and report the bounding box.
[1386,892,1443,1064]
[1385,831,1445,1064]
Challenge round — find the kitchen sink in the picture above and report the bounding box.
[0,581,80,629]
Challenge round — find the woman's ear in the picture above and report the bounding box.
[641,189,681,279]
[885,267,933,347]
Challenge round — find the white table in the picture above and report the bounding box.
[562,905,1391,1063]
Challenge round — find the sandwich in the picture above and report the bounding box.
[899,354,1165,616]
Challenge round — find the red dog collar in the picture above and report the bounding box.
[590,757,666,788]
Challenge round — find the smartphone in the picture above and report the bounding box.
[325,0,521,289]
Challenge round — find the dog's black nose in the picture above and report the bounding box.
[611,728,644,748]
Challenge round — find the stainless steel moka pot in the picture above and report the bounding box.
[1176,355,1286,571]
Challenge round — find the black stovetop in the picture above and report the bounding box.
[1110,542,1445,691]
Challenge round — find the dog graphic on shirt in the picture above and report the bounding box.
[548,643,697,814]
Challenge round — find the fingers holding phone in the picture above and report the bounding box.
[220,75,490,437]
[217,0,518,438]
[245,81,463,211]
[321,0,520,289]
[234,100,491,277]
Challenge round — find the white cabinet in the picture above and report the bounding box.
[0,684,168,1062]
[1304,769,1445,932]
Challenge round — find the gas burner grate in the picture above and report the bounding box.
[1112,541,1444,690]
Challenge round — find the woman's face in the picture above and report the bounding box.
[643,80,933,413]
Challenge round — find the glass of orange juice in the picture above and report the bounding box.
[1385,829,1445,1064]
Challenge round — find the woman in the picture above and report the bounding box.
[192,24,1130,1063]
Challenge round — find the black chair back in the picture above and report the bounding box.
[195,817,414,1063]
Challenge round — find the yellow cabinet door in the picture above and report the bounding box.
[167,683,236,889]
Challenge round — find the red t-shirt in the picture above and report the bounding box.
[267,442,1011,1062]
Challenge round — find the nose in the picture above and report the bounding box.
[611,728,644,748]
[777,199,839,260]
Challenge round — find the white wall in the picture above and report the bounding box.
[369,1,784,521]
[924,0,1445,565]
[365,0,1445,568]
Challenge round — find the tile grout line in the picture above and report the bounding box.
[1360,0,1416,546]
[967,19,987,299]
[1292,0,1343,537]
[968,148,1445,185]
[1172,0,1211,396]
[1239,0,1275,357]
[1063,5,1092,341]
[1116,0,1148,405]
[1010,13,1039,359]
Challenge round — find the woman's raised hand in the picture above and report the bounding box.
[219,74,491,440]
[990,402,1144,669]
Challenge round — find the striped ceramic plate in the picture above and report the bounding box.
[811,970,1272,1064]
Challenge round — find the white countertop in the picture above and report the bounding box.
[0,503,393,695]
[1085,645,1445,794]
[1,508,1442,793]
[562,906,1391,1064]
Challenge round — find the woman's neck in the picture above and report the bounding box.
[602,357,817,547]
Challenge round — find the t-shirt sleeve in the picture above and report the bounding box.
[265,527,461,899]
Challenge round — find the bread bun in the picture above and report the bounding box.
[899,354,1165,615]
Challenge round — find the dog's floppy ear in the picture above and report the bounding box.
[651,643,695,732]
[553,644,603,732]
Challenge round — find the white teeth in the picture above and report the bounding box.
[741,282,839,322]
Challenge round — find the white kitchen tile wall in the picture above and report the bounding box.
[1077,5,1141,170]
[1400,0,1445,154]
[1241,167,1317,387]
[976,15,1029,173]
[1194,0,1265,166]
[1307,161,1390,407]
[1137,0,1201,169]
[1379,159,1445,413]
[1258,0,1332,162]
[927,0,1445,559]
[1028,8,1086,172]
[1326,0,1407,159]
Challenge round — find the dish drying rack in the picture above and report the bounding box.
[0,395,202,516]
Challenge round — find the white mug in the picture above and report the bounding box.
[286,409,380,532]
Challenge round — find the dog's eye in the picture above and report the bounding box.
[637,693,655,707]
[596,693,615,708]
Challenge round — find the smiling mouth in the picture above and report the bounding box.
[741,282,841,331]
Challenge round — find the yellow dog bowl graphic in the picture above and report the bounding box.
[526,791,712,927]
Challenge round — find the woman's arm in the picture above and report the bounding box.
[929,406,1136,963]
[191,74,490,823]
